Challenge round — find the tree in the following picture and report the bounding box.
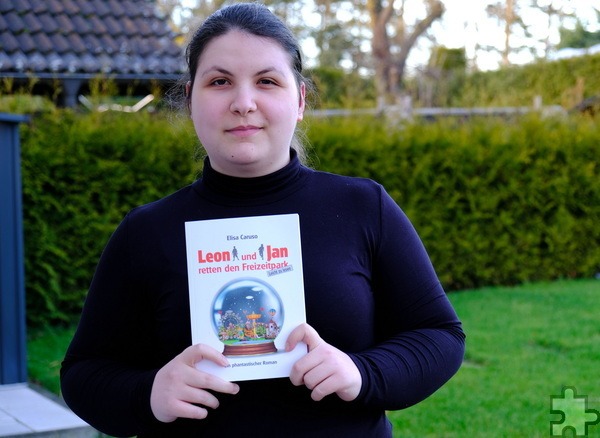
[366,0,445,108]
[157,0,443,108]
[529,0,575,57]
[413,46,466,107]
[486,0,534,66]
[557,19,600,49]
[312,0,365,69]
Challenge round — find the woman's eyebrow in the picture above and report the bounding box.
[200,66,285,78]
[199,66,233,78]
[255,67,282,76]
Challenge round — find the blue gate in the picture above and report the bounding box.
[0,113,29,384]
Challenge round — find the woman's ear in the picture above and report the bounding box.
[185,81,192,114]
[298,82,306,121]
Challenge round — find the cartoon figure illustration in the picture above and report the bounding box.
[243,321,252,338]
[266,319,280,339]
[232,246,239,260]
[258,244,264,260]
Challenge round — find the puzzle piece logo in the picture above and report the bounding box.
[551,387,600,437]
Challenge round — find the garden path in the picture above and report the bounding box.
[0,384,95,437]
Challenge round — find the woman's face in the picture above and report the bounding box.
[188,30,305,177]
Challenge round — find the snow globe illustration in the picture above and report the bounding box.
[211,278,284,356]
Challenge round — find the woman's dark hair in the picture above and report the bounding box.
[186,3,304,91]
[183,2,312,163]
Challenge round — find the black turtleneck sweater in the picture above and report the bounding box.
[61,151,465,437]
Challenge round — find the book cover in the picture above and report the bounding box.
[185,214,307,382]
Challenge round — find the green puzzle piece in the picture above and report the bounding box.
[551,387,600,437]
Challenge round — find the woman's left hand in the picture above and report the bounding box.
[286,323,362,402]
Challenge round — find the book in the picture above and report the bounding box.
[185,213,307,382]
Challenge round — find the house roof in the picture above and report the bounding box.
[0,0,186,80]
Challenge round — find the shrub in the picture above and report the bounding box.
[453,53,600,108]
[307,113,600,290]
[20,110,198,325]
[18,110,599,326]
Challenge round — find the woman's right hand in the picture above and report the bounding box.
[150,344,240,423]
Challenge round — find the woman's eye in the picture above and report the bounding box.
[258,78,276,86]
[211,79,229,86]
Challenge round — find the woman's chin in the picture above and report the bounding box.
[216,147,289,177]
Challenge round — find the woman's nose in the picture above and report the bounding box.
[230,87,257,116]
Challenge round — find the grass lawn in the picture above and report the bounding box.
[27,325,75,395]
[389,279,600,437]
[27,279,600,436]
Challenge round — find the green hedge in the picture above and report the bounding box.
[453,53,600,108]
[20,111,198,325]
[19,111,600,326]
[307,114,600,290]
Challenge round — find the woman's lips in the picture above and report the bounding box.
[227,125,262,137]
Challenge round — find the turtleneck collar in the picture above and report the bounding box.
[192,149,309,206]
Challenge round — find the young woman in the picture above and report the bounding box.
[61,3,465,437]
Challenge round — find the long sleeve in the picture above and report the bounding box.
[61,215,164,437]
[348,187,465,410]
